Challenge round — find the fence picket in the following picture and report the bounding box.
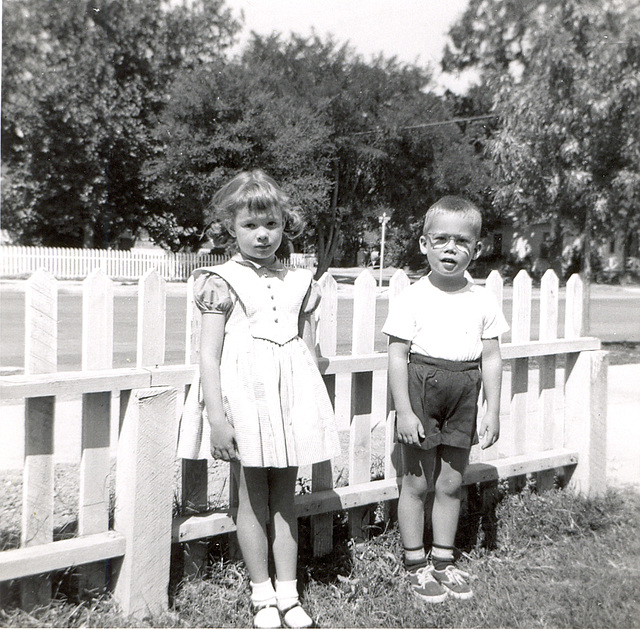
[79,270,113,579]
[349,270,376,543]
[509,270,532,459]
[181,276,209,575]
[565,274,584,339]
[312,272,339,556]
[478,271,504,463]
[536,270,560,489]
[385,270,410,480]
[136,270,166,368]
[21,269,57,609]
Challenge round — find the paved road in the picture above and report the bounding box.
[1,276,639,371]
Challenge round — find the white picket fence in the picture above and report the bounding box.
[0,245,315,280]
[0,267,607,618]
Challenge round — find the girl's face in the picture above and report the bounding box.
[229,206,284,265]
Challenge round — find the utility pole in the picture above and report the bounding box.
[378,212,390,287]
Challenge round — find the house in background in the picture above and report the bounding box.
[484,220,640,280]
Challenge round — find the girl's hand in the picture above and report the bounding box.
[209,420,240,462]
[395,410,425,446]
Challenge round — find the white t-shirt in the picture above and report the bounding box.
[382,275,509,361]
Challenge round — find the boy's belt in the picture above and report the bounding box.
[409,353,480,372]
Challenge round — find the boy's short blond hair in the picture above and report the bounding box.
[422,196,482,238]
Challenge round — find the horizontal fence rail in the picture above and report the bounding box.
[0,245,315,281]
[0,267,607,618]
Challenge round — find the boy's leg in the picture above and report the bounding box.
[431,445,473,599]
[398,445,447,603]
[233,464,280,628]
[269,466,313,629]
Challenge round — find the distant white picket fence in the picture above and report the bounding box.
[0,245,315,280]
[0,267,607,618]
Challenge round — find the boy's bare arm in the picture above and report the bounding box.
[479,337,503,449]
[388,337,425,446]
[200,313,239,462]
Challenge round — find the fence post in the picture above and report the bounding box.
[111,386,178,618]
[564,351,608,496]
[21,269,57,609]
[78,269,114,595]
[349,270,376,544]
[311,272,339,556]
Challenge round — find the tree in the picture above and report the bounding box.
[487,0,640,274]
[1,0,240,247]
[444,0,640,275]
[146,32,492,274]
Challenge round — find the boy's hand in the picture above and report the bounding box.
[478,412,500,450]
[209,420,240,462]
[395,410,425,446]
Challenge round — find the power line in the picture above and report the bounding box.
[349,114,497,137]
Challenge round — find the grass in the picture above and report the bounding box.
[2,485,638,628]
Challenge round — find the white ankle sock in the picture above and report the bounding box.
[251,579,277,607]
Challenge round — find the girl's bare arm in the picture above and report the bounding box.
[200,312,239,461]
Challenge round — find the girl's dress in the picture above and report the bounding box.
[177,255,340,468]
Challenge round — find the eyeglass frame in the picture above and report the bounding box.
[424,232,479,253]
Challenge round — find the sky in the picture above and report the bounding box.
[223,0,474,92]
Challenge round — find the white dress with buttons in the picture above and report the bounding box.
[180,257,341,468]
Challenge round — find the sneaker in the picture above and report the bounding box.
[407,564,448,603]
[432,565,474,600]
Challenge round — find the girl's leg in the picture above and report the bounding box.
[267,466,299,581]
[233,464,271,583]
[269,466,313,627]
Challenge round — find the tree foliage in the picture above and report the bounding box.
[1,0,239,247]
[445,0,640,270]
[488,0,640,263]
[146,33,492,272]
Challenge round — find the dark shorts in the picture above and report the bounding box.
[402,354,481,451]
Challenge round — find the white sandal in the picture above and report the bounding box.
[253,603,281,629]
[280,602,313,628]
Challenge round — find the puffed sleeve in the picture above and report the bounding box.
[193,272,234,315]
[301,278,322,314]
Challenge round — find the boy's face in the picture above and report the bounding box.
[419,212,481,287]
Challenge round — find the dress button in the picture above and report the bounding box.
[274,318,278,323]
[273,306,277,311]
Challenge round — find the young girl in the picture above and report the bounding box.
[183,170,340,629]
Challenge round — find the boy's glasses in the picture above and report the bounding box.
[426,233,476,253]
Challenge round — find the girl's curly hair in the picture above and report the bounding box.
[205,170,304,247]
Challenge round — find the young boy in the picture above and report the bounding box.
[382,196,509,602]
